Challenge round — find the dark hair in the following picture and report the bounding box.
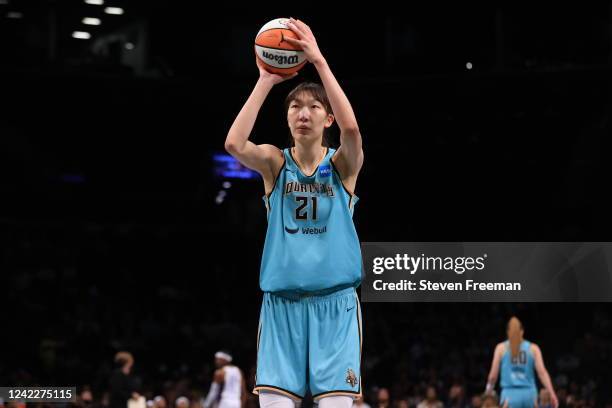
[284,82,334,147]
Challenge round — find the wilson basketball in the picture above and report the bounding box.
[254,18,307,75]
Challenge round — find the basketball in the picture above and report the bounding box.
[254,18,307,76]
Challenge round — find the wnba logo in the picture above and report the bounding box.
[261,51,298,65]
[319,165,331,178]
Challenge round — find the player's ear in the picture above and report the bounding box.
[324,114,334,128]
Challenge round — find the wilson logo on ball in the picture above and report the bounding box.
[262,51,299,66]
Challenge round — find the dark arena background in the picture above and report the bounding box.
[1,2,612,408]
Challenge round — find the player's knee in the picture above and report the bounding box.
[259,391,300,408]
[317,396,354,408]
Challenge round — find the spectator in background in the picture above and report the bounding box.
[109,352,140,408]
[470,394,483,408]
[175,397,189,408]
[376,388,391,408]
[417,386,443,408]
[448,384,468,408]
[394,399,409,408]
[539,388,553,408]
[75,386,95,408]
[152,397,166,408]
[481,393,501,408]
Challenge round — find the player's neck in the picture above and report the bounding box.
[292,144,326,173]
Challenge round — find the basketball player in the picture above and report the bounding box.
[224,17,363,408]
[202,351,247,408]
[485,317,559,408]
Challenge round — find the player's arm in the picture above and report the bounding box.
[224,61,295,181]
[284,19,364,182]
[202,369,225,408]
[532,344,559,408]
[486,343,504,393]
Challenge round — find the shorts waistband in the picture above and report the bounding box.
[267,286,356,302]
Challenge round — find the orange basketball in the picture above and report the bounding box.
[254,18,307,75]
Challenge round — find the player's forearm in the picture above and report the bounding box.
[538,370,556,395]
[486,371,498,390]
[202,382,221,408]
[225,78,274,152]
[313,59,360,134]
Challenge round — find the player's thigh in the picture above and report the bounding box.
[318,396,353,408]
[259,391,302,408]
[255,293,308,398]
[307,288,361,400]
[500,388,537,408]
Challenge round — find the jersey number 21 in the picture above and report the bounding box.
[295,196,317,220]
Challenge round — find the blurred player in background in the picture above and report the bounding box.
[202,351,246,408]
[486,317,559,408]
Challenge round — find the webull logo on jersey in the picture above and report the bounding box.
[262,51,298,66]
[285,225,328,234]
[284,181,335,197]
[318,165,331,178]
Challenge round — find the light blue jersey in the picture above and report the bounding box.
[500,340,536,388]
[500,340,537,408]
[260,147,362,294]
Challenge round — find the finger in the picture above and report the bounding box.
[292,18,312,35]
[286,21,307,38]
[283,36,305,47]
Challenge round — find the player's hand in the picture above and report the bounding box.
[284,18,325,65]
[256,57,297,85]
[550,391,559,408]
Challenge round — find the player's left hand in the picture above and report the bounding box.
[284,18,325,65]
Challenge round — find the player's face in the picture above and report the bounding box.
[287,92,333,144]
[214,357,224,368]
[506,328,524,338]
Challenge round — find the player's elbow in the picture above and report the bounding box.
[341,125,361,138]
[224,138,241,155]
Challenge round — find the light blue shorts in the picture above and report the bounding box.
[500,387,537,408]
[253,287,362,401]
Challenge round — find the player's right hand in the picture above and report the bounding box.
[551,391,559,408]
[256,57,298,85]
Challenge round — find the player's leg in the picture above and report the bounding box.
[510,388,537,408]
[317,396,353,408]
[254,293,308,400]
[500,388,511,407]
[259,391,302,408]
[501,388,536,408]
[307,288,362,402]
[520,388,538,408]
